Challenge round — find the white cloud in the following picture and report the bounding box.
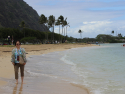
[83,21,112,25]
[81,21,113,32]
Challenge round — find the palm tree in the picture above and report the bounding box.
[58,15,64,43]
[78,29,82,42]
[55,19,61,42]
[62,19,68,41]
[48,15,55,43]
[39,14,48,41]
[58,15,69,43]
[111,30,114,36]
[63,21,70,40]
[19,21,25,37]
[66,25,70,40]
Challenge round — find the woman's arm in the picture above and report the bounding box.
[22,48,27,63]
[11,49,15,65]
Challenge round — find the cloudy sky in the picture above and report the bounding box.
[24,0,125,38]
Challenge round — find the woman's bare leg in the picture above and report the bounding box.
[16,79,18,84]
[21,77,24,83]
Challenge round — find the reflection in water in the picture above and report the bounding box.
[13,84,23,94]
[19,84,23,94]
[12,84,17,94]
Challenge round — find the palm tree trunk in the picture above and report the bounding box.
[24,28,25,38]
[51,27,52,43]
[80,33,81,43]
[47,32,48,42]
[59,25,60,42]
[64,27,65,41]
[66,27,67,40]
[53,25,54,43]
[80,33,82,42]
[47,24,48,42]
[61,26,63,43]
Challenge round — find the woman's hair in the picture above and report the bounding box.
[14,40,21,46]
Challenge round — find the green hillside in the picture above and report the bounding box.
[0,0,47,31]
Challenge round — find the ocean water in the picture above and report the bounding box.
[1,43,125,94]
[61,43,125,94]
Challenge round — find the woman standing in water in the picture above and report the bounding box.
[11,40,27,84]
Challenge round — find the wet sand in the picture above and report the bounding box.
[1,76,89,94]
[0,43,97,94]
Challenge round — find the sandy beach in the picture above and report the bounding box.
[0,43,97,94]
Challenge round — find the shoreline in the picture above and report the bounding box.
[0,43,97,94]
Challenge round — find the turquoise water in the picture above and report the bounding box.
[61,43,125,94]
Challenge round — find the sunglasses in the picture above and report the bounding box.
[16,44,20,45]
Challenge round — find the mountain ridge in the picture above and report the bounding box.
[0,0,47,31]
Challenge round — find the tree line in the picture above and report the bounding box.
[77,34,125,43]
[0,14,73,44]
[0,27,75,44]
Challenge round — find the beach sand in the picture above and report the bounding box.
[0,43,97,94]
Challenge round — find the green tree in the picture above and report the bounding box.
[96,34,115,43]
[0,23,3,28]
[78,29,82,41]
[48,15,55,43]
[58,15,64,43]
[39,14,49,41]
[58,15,68,43]
[111,30,114,36]
[55,19,61,42]
[63,20,70,40]
[118,33,122,38]
[19,21,26,38]
[63,20,67,40]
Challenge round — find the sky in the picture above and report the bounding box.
[24,0,125,38]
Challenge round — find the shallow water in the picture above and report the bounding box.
[61,43,125,94]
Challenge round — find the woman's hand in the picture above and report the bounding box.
[12,62,15,65]
[23,63,26,65]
